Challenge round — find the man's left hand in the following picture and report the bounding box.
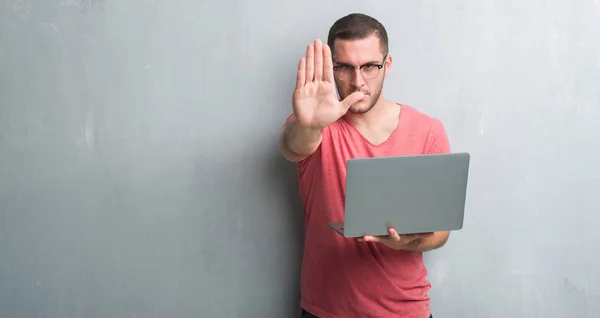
[360,228,435,251]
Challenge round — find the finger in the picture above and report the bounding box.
[362,235,379,242]
[296,57,306,89]
[323,44,335,82]
[340,91,365,111]
[387,228,401,241]
[363,235,388,243]
[305,43,314,83]
[313,39,323,81]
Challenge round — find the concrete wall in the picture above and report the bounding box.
[1,0,599,317]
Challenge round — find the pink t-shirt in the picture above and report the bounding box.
[285,104,451,318]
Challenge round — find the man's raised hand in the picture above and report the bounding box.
[292,39,364,130]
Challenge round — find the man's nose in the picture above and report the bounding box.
[350,68,366,87]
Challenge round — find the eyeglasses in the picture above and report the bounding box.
[332,54,387,81]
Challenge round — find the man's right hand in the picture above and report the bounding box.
[281,39,364,162]
[292,39,365,130]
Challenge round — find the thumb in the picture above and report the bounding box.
[340,91,365,111]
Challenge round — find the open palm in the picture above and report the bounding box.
[293,39,364,130]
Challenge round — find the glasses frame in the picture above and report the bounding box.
[332,54,388,82]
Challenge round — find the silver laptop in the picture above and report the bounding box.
[328,152,470,238]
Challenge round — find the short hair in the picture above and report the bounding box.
[327,13,389,56]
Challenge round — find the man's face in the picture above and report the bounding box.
[332,35,391,114]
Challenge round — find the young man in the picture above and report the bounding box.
[280,13,451,318]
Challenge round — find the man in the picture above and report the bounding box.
[280,13,451,318]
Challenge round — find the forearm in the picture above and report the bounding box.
[402,231,450,252]
[280,117,323,160]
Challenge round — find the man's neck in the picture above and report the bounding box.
[342,97,401,146]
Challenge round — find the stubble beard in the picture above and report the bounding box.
[342,81,384,115]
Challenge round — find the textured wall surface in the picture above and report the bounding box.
[1,0,599,317]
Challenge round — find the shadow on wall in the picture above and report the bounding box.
[268,147,305,242]
[267,147,306,308]
[273,152,304,225]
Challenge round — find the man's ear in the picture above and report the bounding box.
[384,54,392,76]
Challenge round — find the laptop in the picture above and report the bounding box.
[328,152,470,238]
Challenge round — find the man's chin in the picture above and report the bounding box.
[349,100,374,114]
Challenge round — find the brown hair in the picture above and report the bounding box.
[327,13,389,56]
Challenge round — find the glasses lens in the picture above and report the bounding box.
[335,67,350,81]
[361,66,379,79]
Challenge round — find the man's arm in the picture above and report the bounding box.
[400,231,450,252]
[280,39,363,163]
[362,229,450,252]
[279,116,323,163]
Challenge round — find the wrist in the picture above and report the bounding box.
[398,232,449,252]
[294,119,323,136]
[284,119,322,156]
[394,237,425,251]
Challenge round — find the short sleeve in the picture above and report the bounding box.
[424,119,451,154]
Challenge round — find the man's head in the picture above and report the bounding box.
[327,13,391,114]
